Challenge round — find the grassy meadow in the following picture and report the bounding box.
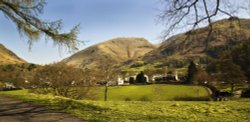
[93,84,210,101]
[1,90,250,122]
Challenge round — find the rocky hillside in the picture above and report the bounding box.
[62,38,156,69]
[142,18,250,67]
[0,44,26,64]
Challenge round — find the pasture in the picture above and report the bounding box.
[93,84,210,101]
[1,90,250,122]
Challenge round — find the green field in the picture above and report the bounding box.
[1,90,250,122]
[93,84,210,101]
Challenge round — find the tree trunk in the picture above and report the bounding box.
[104,83,108,101]
[231,82,235,94]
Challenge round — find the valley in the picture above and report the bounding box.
[0,13,250,122]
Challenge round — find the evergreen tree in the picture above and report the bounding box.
[136,71,147,84]
[231,40,250,81]
[186,61,197,84]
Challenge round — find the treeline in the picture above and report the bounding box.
[31,64,96,99]
[0,63,97,99]
[187,38,250,95]
[0,63,37,90]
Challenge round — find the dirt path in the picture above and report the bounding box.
[0,95,86,122]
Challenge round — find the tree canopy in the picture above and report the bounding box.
[186,61,197,84]
[0,0,80,51]
[136,71,147,84]
[207,54,247,93]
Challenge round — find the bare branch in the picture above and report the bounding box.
[160,0,249,41]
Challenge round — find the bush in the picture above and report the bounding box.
[139,96,150,101]
[124,97,131,101]
[241,88,250,98]
[129,77,135,84]
[174,96,212,101]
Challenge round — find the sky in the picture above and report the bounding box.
[0,0,249,64]
[0,0,166,64]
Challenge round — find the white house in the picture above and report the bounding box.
[175,71,180,81]
[152,74,164,82]
[4,82,16,89]
[144,74,149,83]
[117,77,124,85]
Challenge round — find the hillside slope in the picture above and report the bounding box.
[143,18,250,66]
[62,38,156,69]
[0,44,26,64]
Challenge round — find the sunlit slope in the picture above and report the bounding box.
[0,44,26,64]
[63,37,156,69]
[143,18,250,65]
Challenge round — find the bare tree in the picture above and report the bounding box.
[97,63,118,101]
[160,0,249,40]
[32,63,94,99]
[0,0,80,51]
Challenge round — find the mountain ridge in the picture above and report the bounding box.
[141,18,250,66]
[63,18,250,71]
[0,44,26,65]
[62,37,156,69]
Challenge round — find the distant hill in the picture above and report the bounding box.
[0,44,26,64]
[142,18,250,67]
[63,18,250,71]
[62,38,156,69]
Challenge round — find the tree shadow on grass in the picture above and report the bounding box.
[0,96,86,122]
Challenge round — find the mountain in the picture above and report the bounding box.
[0,44,26,64]
[62,38,156,69]
[142,18,250,67]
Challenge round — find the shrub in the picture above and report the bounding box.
[129,77,135,84]
[124,97,131,101]
[139,96,150,101]
[241,88,250,98]
[174,96,212,101]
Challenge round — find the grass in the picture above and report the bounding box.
[122,64,188,75]
[122,64,156,72]
[93,84,210,101]
[1,90,250,122]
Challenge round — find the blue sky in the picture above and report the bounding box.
[0,0,249,64]
[0,0,166,64]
